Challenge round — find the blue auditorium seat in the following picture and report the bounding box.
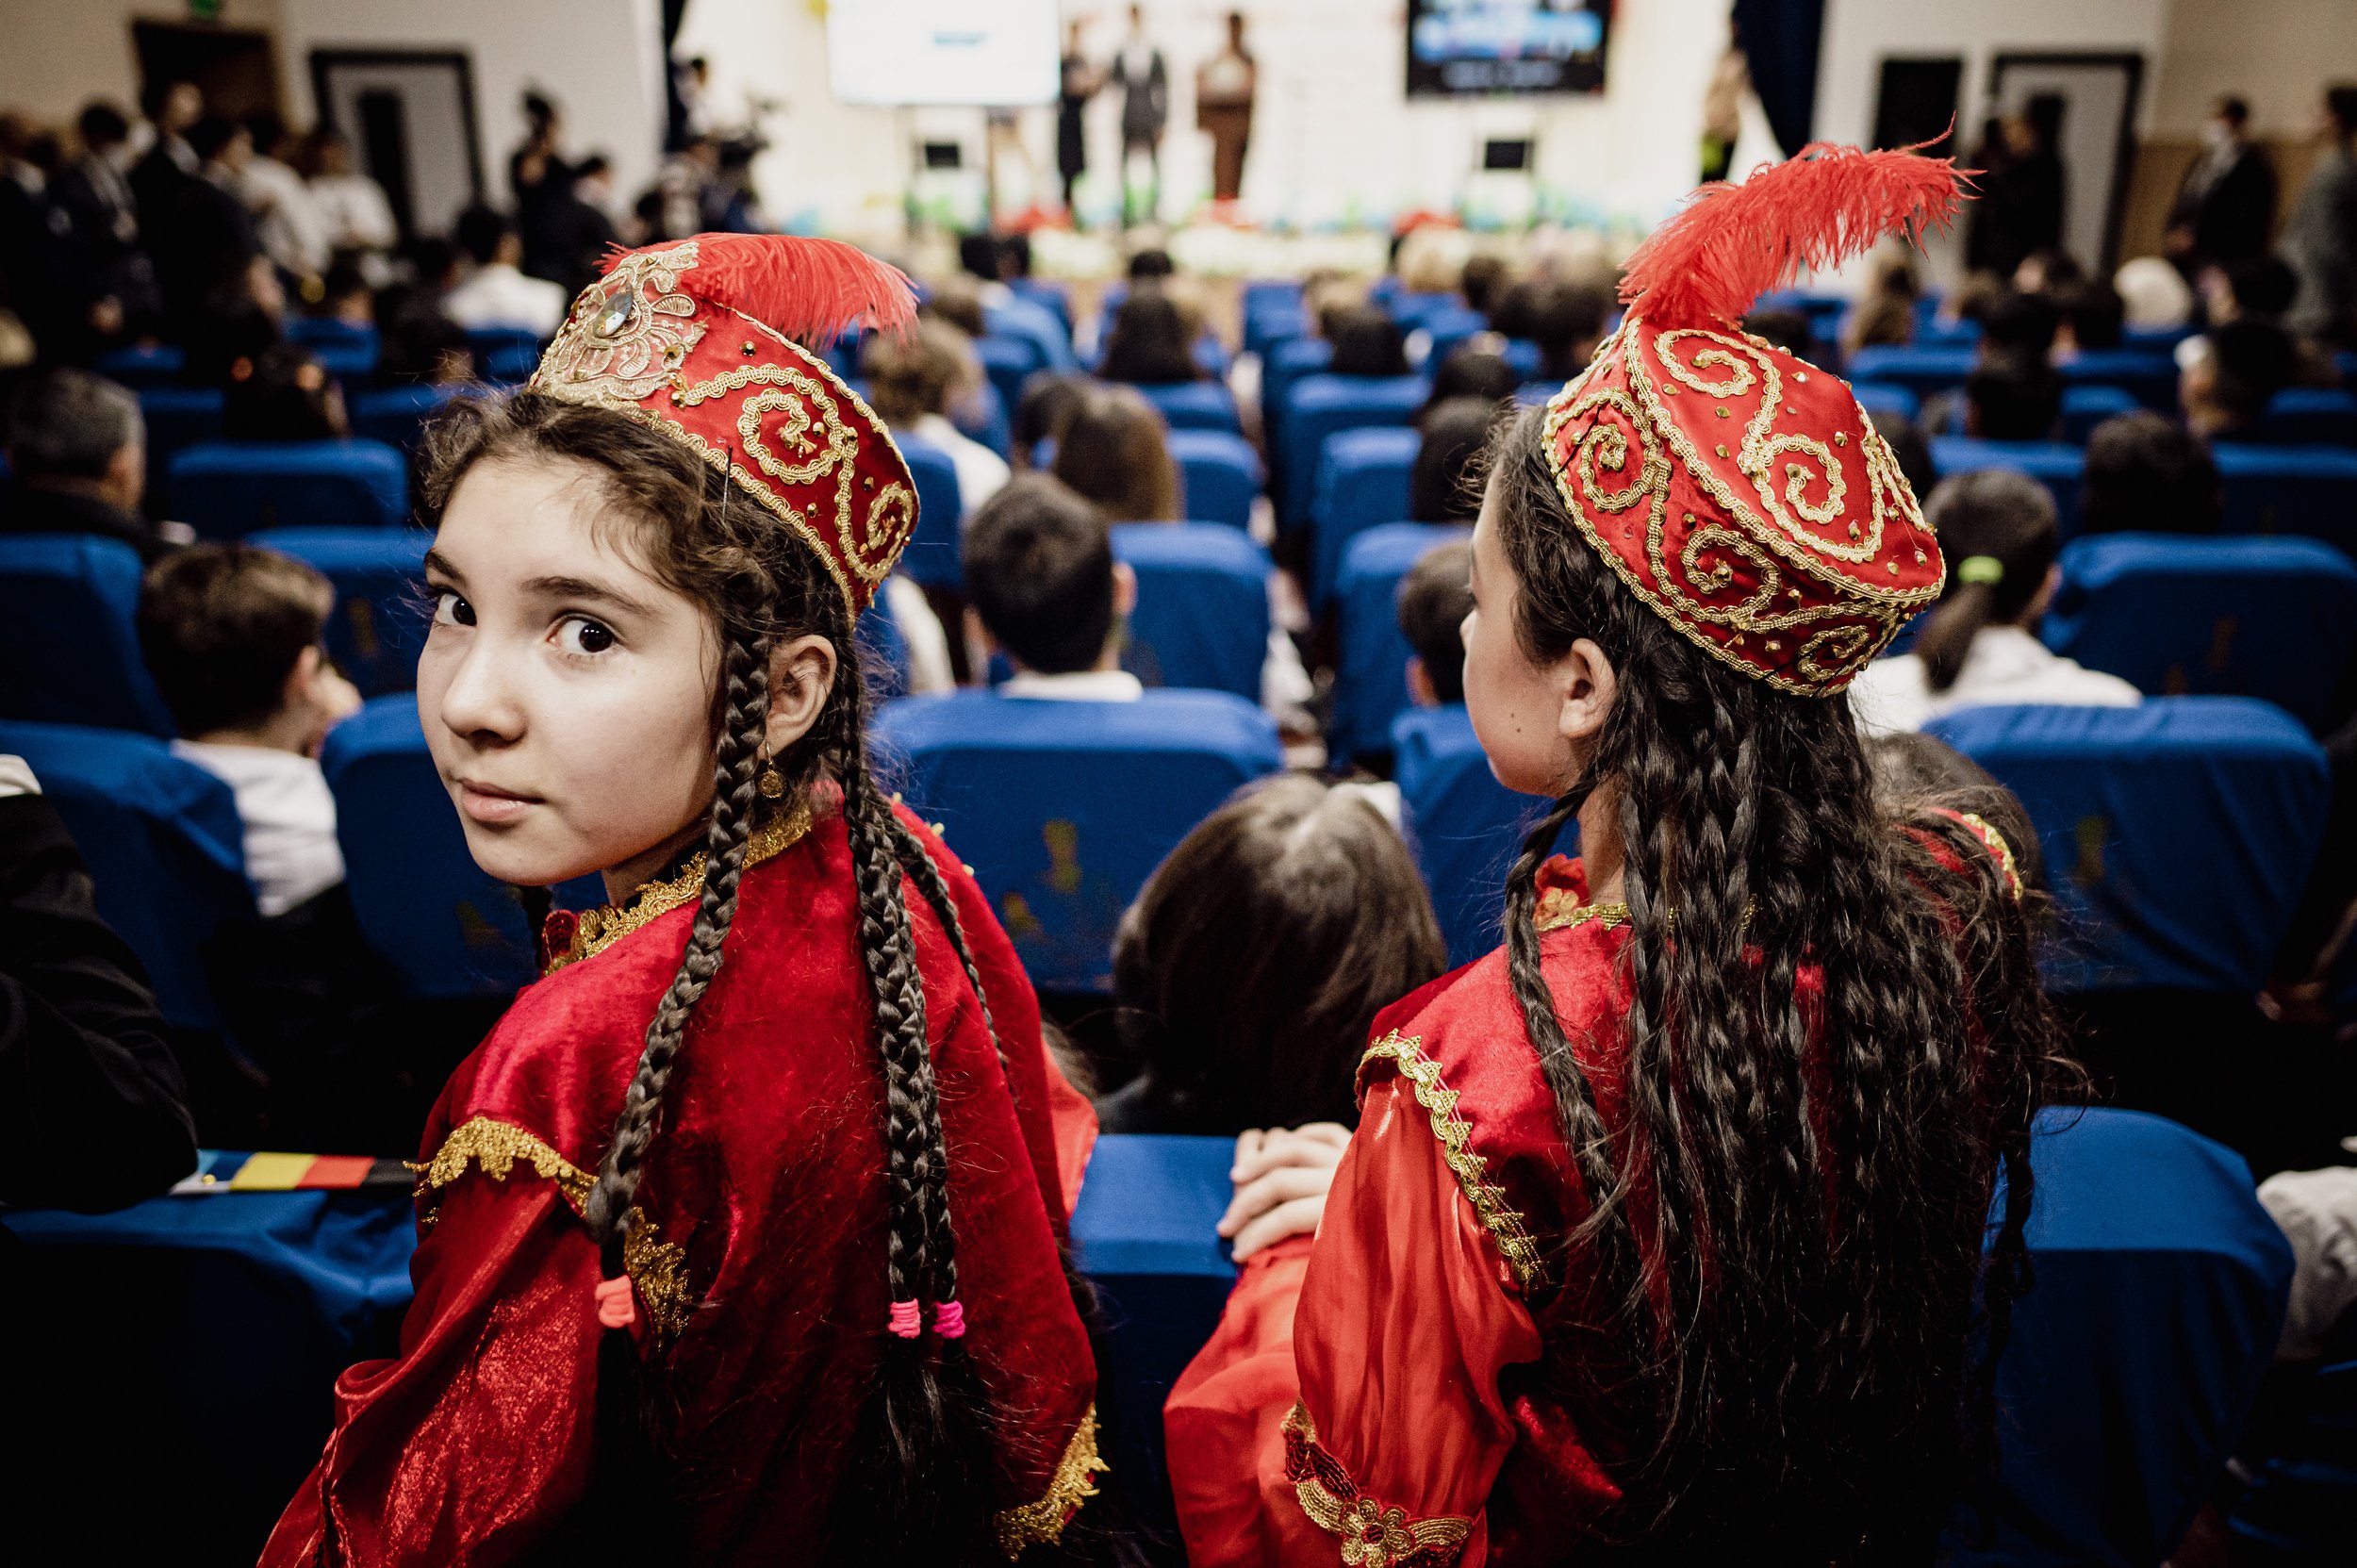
[286,317,376,354]
[1113,523,1271,701]
[949,377,1013,459]
[2058,349,2179,411]
[892,436,964,591]
[1259,338,1332,437]
[1419,303,1493,370]
[1849,381,1920,425]
[1244,299,1310,359]
[307,339,380,386]
[1167,427,1261,530]
[2214,445,2357,556]
[985,296,1078,373]
[465,326,544,385]
[0,719,253,1029]
[972,336,1043,430]
[1845,345,1978,403]
[2122,323,2196,355]
[857,595,914,701]
[351,384,467,453]
[2045,534,2357,728]
[2059,384,2143,444]
[1942,1108,2292,1568]
[1278,374,1427,531]
[321,696,602,998]
[1926,699,2330,993]
[1310,425,1420,607]
[1241,278,1305,318]
[1333,523,1469,762]
[875,689,1282,991]
[2251,387,2357,447]
[1928,438,2087,536]
[94,342,187,389]
[250,527,432,699]
[1006,277,1073,339]
[0,534,173,734]
[139,386,224,497]
[1393,704,1547,966]
[1915,316,1983,350]
[168,438,409,536]
[1136,379,1242,434]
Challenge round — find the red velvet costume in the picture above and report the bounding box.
[262,801,1104,1564]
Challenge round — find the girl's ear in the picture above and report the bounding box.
[1552,636,1619,755]
[765,634,839,757]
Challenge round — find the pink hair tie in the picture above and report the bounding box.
[886,1298,923,1339]
[593,1276,636,1330]
[933,1299,967,1340]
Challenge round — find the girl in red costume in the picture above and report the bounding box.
[262,237,1107,1565]
[1167,147,2081,1566]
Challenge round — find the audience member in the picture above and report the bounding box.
[1012,371,1089,469]
[443,205,568,336]
[1409,396,1494,524]
[1422,345,1520,415]
[1523,278,1611,381]
[2080,411,2223,536]
[1459,253,1509,319]
[1323,303,1409,377]
[1104,773,1447,1136]
[0,112,77,358]
[1862,731,2047,893]
[1843,247,1919,355]
[1397,537,1472,707]
[864,319,1009,523]
[311,259,373,328]
[377,299,474,387]
[2182,319,2296,438]
[2116,256,2196,332]
[302,127,397,259]
[2169,95,2280,267]
[1127,246,1176,282]
[159,117,262,319]
[507,91,573,282]
[2051,277,2125,354]
[1741,307,1813,360]
[127,78,202,239]
[1964,356,2062,440]
[2282,83,2357,345]
[0,753,199,1212]
[1098,287,1201,384]
[54,102,157,344]
[2207,255,2300,325]
[963,473,1140,699]
[242,113,329,284]
[1983,289,2061,361]
[136,544,359,918]
[0,368,164,561]
[179,253,285,386]
[2013,246,2084,297]
[539,154,620,300]
[1051,385,1179,520]
[222,343,349,443]
[1852,469,2139,734]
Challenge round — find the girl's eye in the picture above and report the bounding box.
[556,617,617,656]
[433,590,474,627]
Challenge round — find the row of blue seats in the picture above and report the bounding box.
[97,322,546,392]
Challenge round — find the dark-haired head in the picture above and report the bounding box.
[1126,247,1176,281]
[1461,254,1510,317]
[964,473,1125,674]
[2051,279,2123,352]
[1964,356,2061,440]
[2326,83,2357,140]
[137,542,334,739]
[1098,288,1202,385]
[76,101,130,152]
[455,204,519,269]
[2220,256,2299,321]
[1398,539,1473,704]
[920,274,989,339]
[1409,396,1496,523]
[1907,469,2060,693]
[1741,307,1813,359]
[186,116,249,169]
[1424,345,1521,417]
[2013,247,2083,296]
[1112,774,1447,1134]
[2186,320,2295,433]
[1864,733,2049,897]
[1012,371,1089,467]
[1470,402,2073,1556]
[1050,385,1179,520]
[1523,279,1611,381]
[223,343,349,442]
[1981,289,2059,359]
[2081,411,2221,535]
[1324,304,1409,377]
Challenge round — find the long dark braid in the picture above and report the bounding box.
[1485,404,2077,1562]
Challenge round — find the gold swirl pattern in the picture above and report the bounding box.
[535,241,705,404]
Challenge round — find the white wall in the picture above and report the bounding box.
[0,1,285,123]
[2150,0,2357,135]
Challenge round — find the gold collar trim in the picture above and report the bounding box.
[546,800,814,975]
[1360,1032,1545,1294]
[995,1404,1108,1559]
[1533,885,1632,934]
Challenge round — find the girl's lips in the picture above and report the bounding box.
[456,781,540,825]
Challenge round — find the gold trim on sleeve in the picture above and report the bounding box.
[546,799,814,974]
[1360,1032,1544,1294]
[409,1115,595,1211]
[995,1404,1109,1559]
[1282,1402,1473,1568]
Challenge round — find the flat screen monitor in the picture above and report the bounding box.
[826,0,1059,107]
[1407,0,1611,98]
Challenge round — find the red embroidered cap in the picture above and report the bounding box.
[1542,142,1970,695]
[529,233,920,612]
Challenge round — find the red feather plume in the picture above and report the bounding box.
[1618,139,1971,327]
[601,232,919,346]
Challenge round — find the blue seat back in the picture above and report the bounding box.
[1277,374,1426,531]
[984,297,1077,374]
[1844,345,1978,402]
[1941,1107,2292,1568]
[1244,299,1310,359]
[2213,444,2357,556]
[321,696,601,998]
[286,317,376,351]
[0,719,253,1028]
[1849,381,1920,425]
[1113,523,1270,701]
[857,596,913,701]
[2251,386,2357,447]
[2045,534,2357,728]
[1167,427,1261,529]
[1310,425,1420,607]
[465,327,543,385]
[0,534,174,734]
[1259,338,1332,443]
[2058,348,2179,410]
[875,690,1282,991]
[139,387,224,498]
[1419,304,1493,370]
[1006,277,1074,339]
[972,336,1044,432]
[1928,438,2088,536]
[1135,379,1242,434]
[894,437,965,591]
[350,384,466,453]
[251,527,433,698]
[1333,522,1469,762]
[94,342,187,389]
[1926,699,2330,992]
[1393,704,1549,966]
[168,439,409,537]
[2059,383,2142,444]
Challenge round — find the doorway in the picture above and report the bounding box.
[1987,52,2146,274]
[132,20,282,122]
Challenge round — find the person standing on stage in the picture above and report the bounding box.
[1196,10,1257,206]
[1110,4,1169,227]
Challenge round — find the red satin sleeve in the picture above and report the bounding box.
[1166,1073,1543,1567]
[257,1168,602,1566]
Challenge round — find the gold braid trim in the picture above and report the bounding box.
[1955,811,2024,901]
[1360,1032,1544,1294]
[1282,1403,1473,1568]
[1532,888,1632,934]
[995,1404,1109,1559]
[546,800,813,975]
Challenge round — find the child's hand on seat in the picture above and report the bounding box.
[1219,1122,1350,1260]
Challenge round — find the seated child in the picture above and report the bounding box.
[1103,774,1448,1147]
[2080,410,2223,535]
[137,542,360,917]
[963,473,1141,700]
[223,342,351,443]
[1398,537,1474,711]
[1850,470,2141,735]
[864,318,1009,523]
[1409,402,1494,525]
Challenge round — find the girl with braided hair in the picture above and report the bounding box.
[1167,145,2082,1567]
[262,236,1107,1566]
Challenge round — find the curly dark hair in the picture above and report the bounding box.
[1483,403,2080,1561]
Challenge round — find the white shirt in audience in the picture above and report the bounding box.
[911,413,1010,524]
[444,262,569,338]
[308,172,398,252]
[2258,1165,2357,1362]
[1000,669,1146,701]
[243,154,330,277]
[172,742,346,918]
[881,575,956,695]
[1848,626,2142,736]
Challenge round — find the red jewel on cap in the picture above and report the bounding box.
[1540,139,1969,696]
